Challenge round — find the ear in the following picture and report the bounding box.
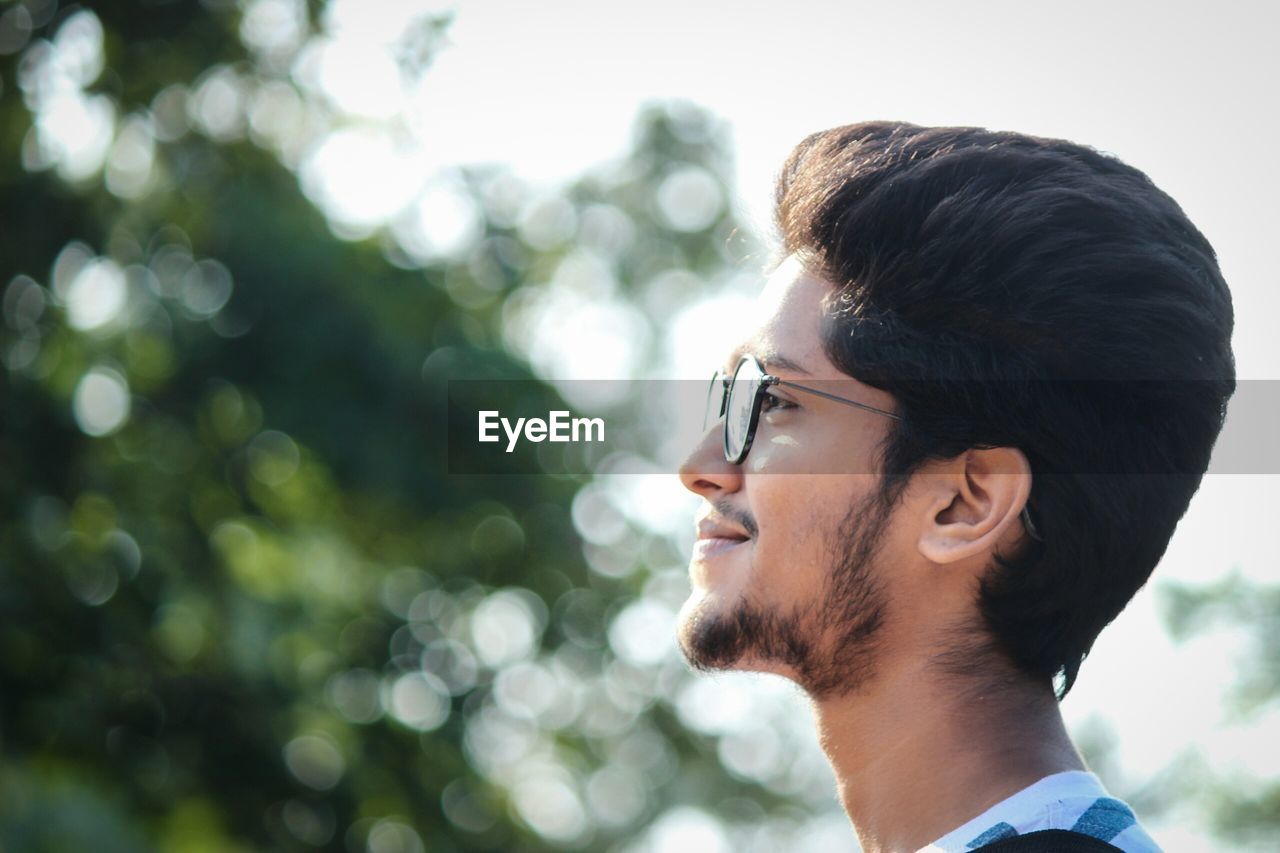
[916,446,1033,566]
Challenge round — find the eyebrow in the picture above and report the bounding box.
[726,345,812,376]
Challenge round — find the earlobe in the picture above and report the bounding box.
[914,447,1033,566]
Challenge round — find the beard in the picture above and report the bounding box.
[677,483,896,700]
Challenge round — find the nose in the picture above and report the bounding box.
[678,421,743,497]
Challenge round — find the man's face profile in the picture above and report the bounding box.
[675,256,907,699]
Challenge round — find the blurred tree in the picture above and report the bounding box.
[0,2,803,852]
[1155,573,1280,850]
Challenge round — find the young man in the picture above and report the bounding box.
[677,122,1235,852]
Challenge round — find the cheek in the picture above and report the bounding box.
[746,417,881,477]
[744,424,813,475]
[747,477,850,584]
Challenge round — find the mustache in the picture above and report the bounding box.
[711,499,758,539]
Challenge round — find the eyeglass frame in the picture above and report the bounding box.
[707,354,900,463]
[706,354,1043,543]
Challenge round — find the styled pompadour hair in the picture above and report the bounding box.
[774,121,1235,697]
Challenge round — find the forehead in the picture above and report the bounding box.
[727,255,834,375]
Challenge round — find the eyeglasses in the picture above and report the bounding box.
[703,354,1043,542]
[704,354,901,464]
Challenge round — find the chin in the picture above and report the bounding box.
[675,592,731,670]
[675,588,793,679]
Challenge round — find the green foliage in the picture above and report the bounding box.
[1202,779,1280,849]
[0,3,787,851]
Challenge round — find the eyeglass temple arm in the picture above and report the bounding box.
[768,377,903,421]
[758,376,1043,543]
[1020,506,1043,542]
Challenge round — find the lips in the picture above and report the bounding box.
[696,516,750,542]
[692,536,747,560]
[692,516,750,561]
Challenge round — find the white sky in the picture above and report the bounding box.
[331,2,1280,848]
[420,0,1279,378]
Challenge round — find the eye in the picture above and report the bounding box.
[760,391,796,415]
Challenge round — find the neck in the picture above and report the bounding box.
[811,657,1085,853]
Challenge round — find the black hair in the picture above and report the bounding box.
[773,121,1235,698]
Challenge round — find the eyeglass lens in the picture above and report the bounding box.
[703,372,725,432]
[724,357,763,461]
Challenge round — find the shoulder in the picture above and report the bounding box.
[921,773,1163,853]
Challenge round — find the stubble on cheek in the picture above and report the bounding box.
[804,489,894,699]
